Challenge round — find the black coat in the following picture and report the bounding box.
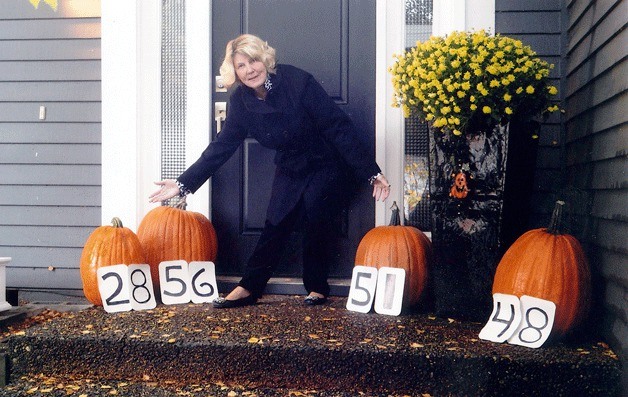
[178,64,381,225]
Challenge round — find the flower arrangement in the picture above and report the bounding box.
[390,30,560,136]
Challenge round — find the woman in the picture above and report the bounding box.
[150,34,390,308]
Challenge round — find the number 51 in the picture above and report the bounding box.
[346,266,405,316]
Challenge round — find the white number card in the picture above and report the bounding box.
[188,261,219,304]
[159,260,192,305]
[98,264,133,313]
[98,264,157,313]
[478,293,522,343]
[347,266,406,316]
[508,295,556,348]
[128,264,157,311]
[346,266,378,313]
[373,267,405,316]
[479,293,556,348]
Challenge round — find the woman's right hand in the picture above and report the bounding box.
[149,179,179,203]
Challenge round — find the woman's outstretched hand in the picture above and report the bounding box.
[149,179,179,203]
[372,174,391,202]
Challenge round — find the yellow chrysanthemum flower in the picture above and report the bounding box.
[389,29,558,137]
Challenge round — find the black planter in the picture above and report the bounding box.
[428,122,538,321]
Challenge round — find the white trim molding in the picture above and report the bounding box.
[433,0,495,36]
[375,0,405,226]
[185,2,211,217]
[101,1,162,230]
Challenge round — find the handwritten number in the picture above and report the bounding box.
[191,267,214,297]
[491,301,516,338]
[518,307,548,344]
[351,272,372,306]
[163,265,187,297]
[102,272,130,306]
[382,273,396,310]
[130,268,151,304]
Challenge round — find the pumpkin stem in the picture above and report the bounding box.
[547,200,565,235]
[389,201,401,226]
[111,217,123,228]
[173,199,187,210]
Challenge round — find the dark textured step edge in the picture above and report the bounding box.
[6,334,621,396]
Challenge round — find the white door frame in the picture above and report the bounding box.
[101,1,494,230]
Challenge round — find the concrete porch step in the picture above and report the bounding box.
[3,295,622,396]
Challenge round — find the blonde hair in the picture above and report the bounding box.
[220,34,277,88]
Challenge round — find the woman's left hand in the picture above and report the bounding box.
[372,174,391,202]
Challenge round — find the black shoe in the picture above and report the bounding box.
[303,295,328,306]
[213,295,257,309]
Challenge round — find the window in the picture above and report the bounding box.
[403,0,432,230]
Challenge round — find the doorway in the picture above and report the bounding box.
[210,0,377,291]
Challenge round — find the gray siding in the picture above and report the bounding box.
[564,0,627,392]
[495,0,565,227]
[0,1,101,290]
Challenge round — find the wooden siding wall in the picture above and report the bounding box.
[564,0,627,391]
[495,0,565,227]
[0,1,101,291]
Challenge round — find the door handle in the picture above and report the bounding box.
[215,102,227,133]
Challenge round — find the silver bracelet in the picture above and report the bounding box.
[368,172,383,186]
[176,180,191,197]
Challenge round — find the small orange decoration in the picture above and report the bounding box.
[80,217,146,306]
[449,171,470,199]
[354,202,431,308]
[492,201,591,338]
[137,201,217,288]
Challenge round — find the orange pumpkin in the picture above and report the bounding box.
[492,200,591,337]
[354,201,431,307]
[80,217,146,306]
[137,202,217,288]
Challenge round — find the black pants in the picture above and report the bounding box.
[238,198,336,299]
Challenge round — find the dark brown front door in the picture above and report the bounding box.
[211,0,376,288]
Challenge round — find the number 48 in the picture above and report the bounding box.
[479,293,556,348]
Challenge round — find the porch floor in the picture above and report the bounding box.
[0,294,622,396]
